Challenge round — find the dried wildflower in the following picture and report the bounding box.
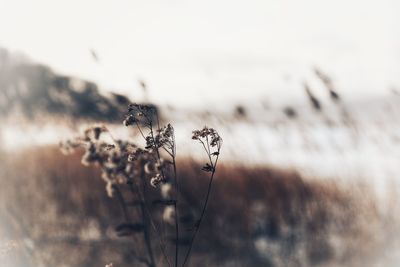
[191,130,200,140]
[182,126,223,267]
[128,154,136,162]
[125,104,176,193]
[191,126,222,173]
[128,148,147,162]
[61,102,222,267]
[145,136,155,149]
[155,123,175,153]
[125,103,157,128]
[150,173,163,187]
[192,126,222,148]
[123,114,136,126]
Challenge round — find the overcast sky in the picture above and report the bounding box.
[0,0,399,107]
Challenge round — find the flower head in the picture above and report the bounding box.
[150,173,163,187]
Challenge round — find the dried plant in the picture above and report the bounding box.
[182,126,222,267]
[61,103,222,267]
[303,82,322,112]
[314,67,340,102]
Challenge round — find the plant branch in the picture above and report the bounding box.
[181,153,220,267]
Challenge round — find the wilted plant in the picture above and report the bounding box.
[61,103,222,267]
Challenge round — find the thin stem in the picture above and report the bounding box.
[199,139,213,167]
[130,108,181,267]
[134,116,173,267]
[162,146,174,158]
[125,175,173,267]
[199,140,210,160]
[181,153,220,267]
[205,135,211,156]
[135,122,147,140]
[112,185,131,222]
[172,155,179,267]
[141,198,156,267]
[112,184,144,265]
[151,118,179,267]
[127,180,156,267]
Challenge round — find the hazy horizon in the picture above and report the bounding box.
[1,0,399,107]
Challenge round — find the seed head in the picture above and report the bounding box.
[150,173,163,187]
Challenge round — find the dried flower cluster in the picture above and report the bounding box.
[181,126,222,267]
[61,103,222,267]
[61,126,149,197]
[192,126,222,172]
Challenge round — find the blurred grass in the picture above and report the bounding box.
[0,145,388,267]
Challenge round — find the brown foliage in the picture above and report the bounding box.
[0,146,381,267]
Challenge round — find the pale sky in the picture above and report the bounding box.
[0,0,399,107]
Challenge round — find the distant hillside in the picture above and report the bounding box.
[0,48,131,122]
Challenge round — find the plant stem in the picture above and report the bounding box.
[135,117,173,267]
[181,155,219,267]
[126,176,173,267]
[172,155,179,267]
[112,184,147,266]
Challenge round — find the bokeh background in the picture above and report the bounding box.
[1,0,400,266]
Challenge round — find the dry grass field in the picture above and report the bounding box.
[1,145,393,267]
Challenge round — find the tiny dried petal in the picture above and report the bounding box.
[150,174,163,187]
